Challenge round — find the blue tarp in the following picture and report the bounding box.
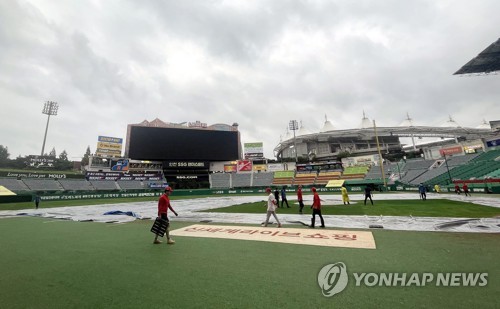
[103,210,141,218]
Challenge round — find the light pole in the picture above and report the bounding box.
[443,153,453,185]
[289,120,299,163]
[41,101,58,156]
[373,120,387,189]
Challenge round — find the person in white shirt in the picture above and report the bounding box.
[264,187,282,227]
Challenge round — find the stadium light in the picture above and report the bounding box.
[289,120,299,163]
[41,101,59,156]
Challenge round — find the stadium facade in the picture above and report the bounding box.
[274,113,498,162]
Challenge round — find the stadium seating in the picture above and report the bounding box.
[90,180,119,191]
[272,171,294,185]
[59,179,95,191]
[210,173,231,189]
[315,171,341,185]
[341,165,369,180]
[446,153,480,167]
[252,172,274,187]
[424,150,500,185]
[116,180,145,190]
[365,163,399,180]
[22,179,64,191]
[472,148,500,162]
[232,173,252,188]
[0,178,30,192]
[293,173,317,186]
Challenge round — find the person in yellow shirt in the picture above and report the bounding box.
[434,184,441,193]
[341,184,350,205]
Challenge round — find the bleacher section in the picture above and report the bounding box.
[472,149,500,162]
[90,180,119,191]
[420,151,500,185]
[341,166,369,180]
[365,163,398,180]
[409,165,447,185]
[396,159,435,184]
[0,178,30,192]
[116,180,144,190]
[252,172,274,187]
[59,179,95,191]
[210,173,231,189]
[22,179,64,191]
[315,171,341,185]
[232,173,252,188]
[446,153,480,167]
[293,173,317,186]
[272,171,294,185]
[484,169,500,178]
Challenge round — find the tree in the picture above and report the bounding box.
[0,145,10,166]
[53,149,72,170]
[336,151,352,160]
[49,147,57,158]
[81,146,92,166]
[59,150,69,161]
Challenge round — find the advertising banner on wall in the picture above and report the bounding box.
[253,164,267,171]
[85,171,163,181]
[439,146,463,156]
[224,165,237,173]
[237,160,253,172]
[267,163,284,172]
[96,136,123,157]
[244,142,264,159]
[26,155,55,168]
[164,161,209,169]
[486,138,500,148]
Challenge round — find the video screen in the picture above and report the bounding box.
[127,126,240,161]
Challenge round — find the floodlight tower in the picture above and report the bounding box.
[289,120,299,163]
[41,101,58,156]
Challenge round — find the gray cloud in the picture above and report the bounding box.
[0,0,499,159]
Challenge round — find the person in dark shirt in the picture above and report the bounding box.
[418,183,427,201]
[281,186,290,208]
[364,185,374,205]
[274,188,280,208]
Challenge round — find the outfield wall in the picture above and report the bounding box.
[1,184,499,204]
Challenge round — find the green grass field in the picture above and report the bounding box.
[0,217,498,308]
[203,199,500,218]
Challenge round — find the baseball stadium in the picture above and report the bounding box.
[1,40,500,308]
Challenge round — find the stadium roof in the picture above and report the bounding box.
[320,115,335,132]
[454,38,500,75]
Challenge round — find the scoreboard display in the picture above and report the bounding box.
[127,126,240,161]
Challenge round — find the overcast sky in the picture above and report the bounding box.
[1,0,499,160]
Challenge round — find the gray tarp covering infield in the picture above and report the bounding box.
[1,193,499,233]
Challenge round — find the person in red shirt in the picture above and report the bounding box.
[462,183,471,197]
[154,186,178,244]
[454,184,462,195]
[309,187,325,228]
[297,185,304,214]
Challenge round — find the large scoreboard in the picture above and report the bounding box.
[126,126,241,161]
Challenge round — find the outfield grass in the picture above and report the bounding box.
[0,217,498,308]
[202,199,500,218]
